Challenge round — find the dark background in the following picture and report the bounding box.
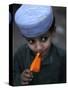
[9,4,66,56]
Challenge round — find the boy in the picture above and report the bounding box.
[13,4,66,86]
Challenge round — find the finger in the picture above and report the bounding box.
[21,70,33,78]
[23,73,33,78]
[24,69,33,75]
[22,76,32,82]
[21,73,33,81]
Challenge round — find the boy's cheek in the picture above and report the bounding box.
[42,41,52,52]
[28,44,34,50]
[28,39,51,51]
[28,43,50,54]
[43,39,51,48]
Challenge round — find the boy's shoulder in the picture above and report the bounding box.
[15,44,28,53]
[14,44,29,57]
[52,44,66,57]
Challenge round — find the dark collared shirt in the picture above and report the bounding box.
[13,44,66,86]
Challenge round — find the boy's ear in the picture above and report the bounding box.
[54,26,56,31]
[53,25,56,32]
[51,26,56,37]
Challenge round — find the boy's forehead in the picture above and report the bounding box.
[26,32,49,39]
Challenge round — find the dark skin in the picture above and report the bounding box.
[21,19,56,85]
[21,69,33,85]
[21,32,54,85]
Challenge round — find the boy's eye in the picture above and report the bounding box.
[40,36,48,42]
[27,39,35,44]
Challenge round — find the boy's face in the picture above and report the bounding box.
[26,32,53,56]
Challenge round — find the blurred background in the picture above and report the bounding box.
[9,4,66,56]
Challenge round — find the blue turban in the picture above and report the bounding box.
[15,4,53,38]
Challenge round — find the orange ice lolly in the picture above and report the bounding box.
[30,52,42,72]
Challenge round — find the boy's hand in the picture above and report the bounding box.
[21,69,33,85]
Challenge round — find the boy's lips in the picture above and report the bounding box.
[35,47,49,55]
[36,48,49,55]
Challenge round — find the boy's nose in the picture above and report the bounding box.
[35,41,42,52]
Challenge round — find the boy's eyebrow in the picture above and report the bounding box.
[26,35,49,41]
[25,31,50,40]
[26,38,35,40]
[26,33,49,40]
[37,33,49,38]
[41,34,49,37]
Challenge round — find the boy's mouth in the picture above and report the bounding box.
[35,49,49,56]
